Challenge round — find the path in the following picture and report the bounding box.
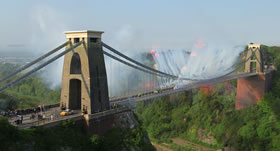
[172,138,215,151]
[152,143,173,151]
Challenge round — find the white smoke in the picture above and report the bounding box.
[103,26,246,96]
[29,5,67,89]
[25,7,245,95]
[104,25,166,97]
[153,41,245,88]
[104,25,143,96]
[104,25,136,50]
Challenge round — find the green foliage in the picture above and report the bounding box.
[0,116,155,151]
[135,45,280,150]
[136,78,280,150]
[0,63,61,110]
[0,117,22,151]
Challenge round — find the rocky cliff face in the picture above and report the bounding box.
[112,111,139,129]
[111,111,154,151]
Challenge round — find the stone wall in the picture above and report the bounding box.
[235,71,274,109]
[85,110,138,135]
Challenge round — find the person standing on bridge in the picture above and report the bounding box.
[61,104,66,110]
[82,107,85,114]
[30,113,35,120]
[18,115,23,124]
[42,104,45,112]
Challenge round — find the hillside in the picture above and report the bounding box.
[0,63,60,110]
[135,45,280,151]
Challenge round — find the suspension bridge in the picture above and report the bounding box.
[0,30,275,131]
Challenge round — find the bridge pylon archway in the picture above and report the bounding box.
[244,43,264,73]
[60,30,109,114]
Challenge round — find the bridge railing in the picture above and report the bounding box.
[88,106,130,119]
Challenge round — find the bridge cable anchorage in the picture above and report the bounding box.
[0,41,83,92]
[0,41,69,84]
[102,42,203,81]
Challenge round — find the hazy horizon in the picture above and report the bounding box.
[1,1,280,53]
[1,0,280,88]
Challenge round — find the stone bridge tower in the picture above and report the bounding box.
[236,43,274,109]
[60,30,109,114]
[244,43,264,73]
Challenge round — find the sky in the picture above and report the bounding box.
[1,0,280,89]
[1,0,280,53]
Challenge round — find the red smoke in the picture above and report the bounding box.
[149,49,155,55]
[144,82,155,88]
[194,39,206,48]
[190,52,197,57]
[149,49,159,58]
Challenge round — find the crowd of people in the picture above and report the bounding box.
[0,103,123,126]
[0,105,46,118]
[0,104,60,125]
[0,104,59,118]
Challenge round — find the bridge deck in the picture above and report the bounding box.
[6,72,261,128]
[112,72,258,104]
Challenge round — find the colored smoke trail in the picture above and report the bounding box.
[152,42,245,88]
